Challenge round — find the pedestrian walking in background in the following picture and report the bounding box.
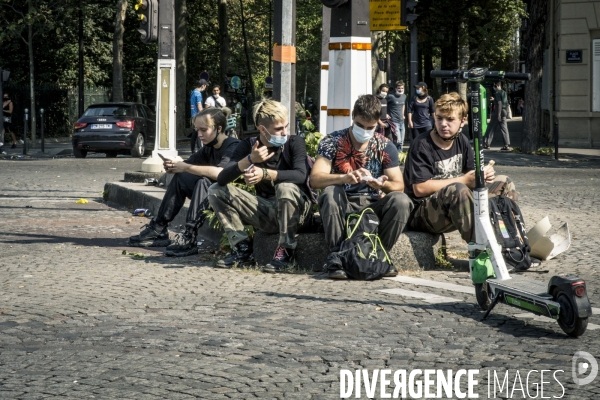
[190,79,208,152]
[386,81,407,151]
[484,82,512,151]
[2,93,18,152]
[517,98,524,116]
[204,85,226,109]
[375,84,393,144]
[407,82,435,142]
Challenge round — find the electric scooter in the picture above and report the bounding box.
[430,68,592,337]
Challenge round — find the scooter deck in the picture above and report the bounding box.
[488,275,552,299]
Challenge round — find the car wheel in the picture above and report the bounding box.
[131,133,145,158]
[73,146,87,158]
[105,151,118,158]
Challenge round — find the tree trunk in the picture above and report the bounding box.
[175,0,187,136]
[28,7,36,143]
[521,0,548,153]
[218,0,229,89]
[239,0,255,103]
[112,0,128,102]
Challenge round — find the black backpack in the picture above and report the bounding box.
[334,208,393,280]
[488,196,532,271]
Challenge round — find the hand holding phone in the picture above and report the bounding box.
[158,153,171,162]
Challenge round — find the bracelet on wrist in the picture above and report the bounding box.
[247,154,252,163]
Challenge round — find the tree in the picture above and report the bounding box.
[521,0,547,153]
[112,0,128,102]
[0,0,68,142]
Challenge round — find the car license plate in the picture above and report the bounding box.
[91,124,112,129]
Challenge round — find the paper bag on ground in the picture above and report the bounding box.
[526,216,571,260]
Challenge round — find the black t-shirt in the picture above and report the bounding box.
[184,136,239,169]
[378,96,387,120]
[217,135,308,199]
[386,92,406,123]
[407,96,435,128]
[403,131,474,202]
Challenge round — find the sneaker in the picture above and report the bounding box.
[164,229,196,257]
[197,239,220,254]
[19,139,24,144]
[384,265,398,277]
[128,221,170,247]
[324,252,347,280]
[500,146,513,151]
[262,246,296,273]
[328,269,348,280]
[216,239,255,268]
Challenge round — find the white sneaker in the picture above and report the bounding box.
[19,139,24,144]
[0,142,3,147]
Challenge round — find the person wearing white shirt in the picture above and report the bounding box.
[205,85,227,109]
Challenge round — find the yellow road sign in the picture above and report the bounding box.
[370,0,408,31]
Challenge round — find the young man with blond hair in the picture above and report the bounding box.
[403,92,517,243]
[208,98,312,272]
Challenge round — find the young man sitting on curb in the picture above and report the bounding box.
[208,98,312,272]
[310,95,413,280]
[128,108,239,256]
[403,92,517,244]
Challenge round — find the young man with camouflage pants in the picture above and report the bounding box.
[403,92,517,243]
[208,98,312,272]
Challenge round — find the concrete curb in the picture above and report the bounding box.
[105,181,443,271]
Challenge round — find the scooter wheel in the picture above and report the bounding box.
[554,290,588,337]
[475,283,492,311]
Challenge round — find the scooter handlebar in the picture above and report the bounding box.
[430,69,531,81]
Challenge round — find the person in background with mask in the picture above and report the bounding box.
[483,81,512,151]
[310,95,413,280]
[209,98,313,273]
[375,83,393,143]
[204,85,227,109]
[386,80,407,151]
[407,82,435,142]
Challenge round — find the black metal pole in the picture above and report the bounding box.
[554,121,558,160]
[410,25,418,95]
[78,0,84,117]
[40,108,45,153]
[0,67,4,139]
[23,108,28,155]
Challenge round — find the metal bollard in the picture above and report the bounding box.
[23,108,28,155]
[554,121,558,160]
[40,108,45,153]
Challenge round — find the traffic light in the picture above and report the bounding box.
[135,0,158,43]
[401,0,418,26]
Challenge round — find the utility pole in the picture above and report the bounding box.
[79,0,85,118]
[273,0,296,134]
[137,0,178,172]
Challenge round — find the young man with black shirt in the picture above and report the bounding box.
[208,98,312,272]
[310,95,413,280]
[386,80,407,151]
[128,108,239,256]
[403,92,517,243]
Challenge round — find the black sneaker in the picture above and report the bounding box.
[262,246,295,273]
[165,229,197,257]
[128,221,170,247]
[324,252,347,280]
[216,239,255,268]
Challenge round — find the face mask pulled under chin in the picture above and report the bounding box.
[203,129,221,147]
[352,124,375,143]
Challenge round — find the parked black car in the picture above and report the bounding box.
[72,102,156,158]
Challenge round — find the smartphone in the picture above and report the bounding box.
[158,153,170,162]
[245,164,254,172]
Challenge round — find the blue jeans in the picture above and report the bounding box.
[393,121,405,152]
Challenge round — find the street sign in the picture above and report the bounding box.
[566,50,583,63]
[230,76,242,89]
[369,0,408,31]
[200,71,210,80]
[265,76,273,89]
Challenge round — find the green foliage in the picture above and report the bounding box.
[304,131,322,159]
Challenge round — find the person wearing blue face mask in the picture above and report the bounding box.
[310,95,414,280]
[407,82,435,143]
[209,98,313,272]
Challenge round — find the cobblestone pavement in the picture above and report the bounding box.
[1,155,599,399]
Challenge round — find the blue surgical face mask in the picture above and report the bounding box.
[352,124,375,143]
[263,127,287,147]
[416,89,423,95]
